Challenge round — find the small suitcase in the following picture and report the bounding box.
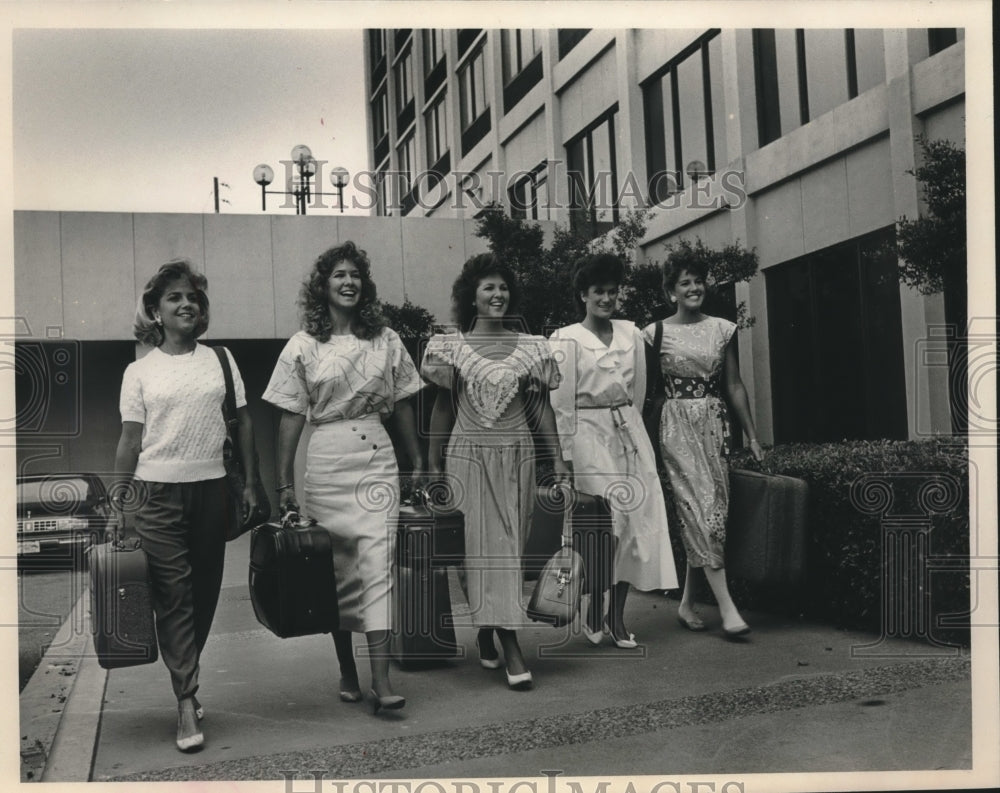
[88,537,158,669]
[530,487,614,594]
[526,544,585,627]
[726,468,809,585]
[392,564,458,665]
[392,498,464,665]
[249,513,339,638]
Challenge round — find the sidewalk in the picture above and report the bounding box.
[22,534,973,783]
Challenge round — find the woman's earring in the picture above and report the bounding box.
[155,316,163,325]
[669,297,676,304]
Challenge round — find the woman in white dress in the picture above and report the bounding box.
[549,254,678,647]
[422,253,568,690]
[263,241,424,714]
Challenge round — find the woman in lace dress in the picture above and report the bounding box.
[422,253,568,690]
[642,257,764,637]
[263,241,424,714]
[550,254,677,648]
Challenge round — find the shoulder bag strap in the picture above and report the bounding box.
[647,319,664,399]
[212,345,240,434]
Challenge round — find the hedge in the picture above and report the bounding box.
[714,437,971,646]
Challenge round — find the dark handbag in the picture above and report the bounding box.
[642,320,665,469]
[526,537,584,627]
[212,346,270,540]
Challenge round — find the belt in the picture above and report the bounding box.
[575,399,633,409]
[574,400,639,473]
[664,376,722,399]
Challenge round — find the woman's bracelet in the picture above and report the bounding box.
[276,483,295,493]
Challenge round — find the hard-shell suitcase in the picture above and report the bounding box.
[526,544,585,627]
[391,497,464,665]
[392,563,458,665]
[249,513,339,638]
[529,486,615,594]
[726,469,809,585]
[88,537,158,669]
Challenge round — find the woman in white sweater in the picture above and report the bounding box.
[113,259,260,752]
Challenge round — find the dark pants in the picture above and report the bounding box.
[134,478,227,701]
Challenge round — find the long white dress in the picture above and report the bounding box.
[549,320,678,591]
[262,327,423,632]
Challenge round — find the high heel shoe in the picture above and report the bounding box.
[478,636,502,669]
[582,618,604,646]
[505,668,533,690]
[176,699,204,752]
[340,688,364,703]
[369,689,406,715]
[604,619,638,649]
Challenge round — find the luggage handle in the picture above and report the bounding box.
[280,507,317,530]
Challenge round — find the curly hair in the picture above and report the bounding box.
[299,241,385,341]
[571,253,626,319]
[661,252,710,296]
[133,259,210,346]
[451,253,523,332]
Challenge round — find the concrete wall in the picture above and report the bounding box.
[13,212,548,340]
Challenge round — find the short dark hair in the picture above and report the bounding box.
[134,259,210,346]
[661,254,710,295]
[451,253,523,332]
[300,241,385,341]
[571,253,626,318]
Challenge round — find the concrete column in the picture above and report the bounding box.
[885,46,953,437]
[615,30,646,212]
[543,29,569,225]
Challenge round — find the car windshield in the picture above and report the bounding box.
[17,477,101,514]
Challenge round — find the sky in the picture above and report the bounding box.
[12,28,369,216]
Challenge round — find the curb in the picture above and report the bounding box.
[19,586,107,782]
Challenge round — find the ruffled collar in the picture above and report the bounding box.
[567,321,632,370]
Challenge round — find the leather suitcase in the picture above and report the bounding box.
[529,487,614,594]
[249,515,339,638]
[392,563,458,665]
[392,502,463,665]
[88,538,158,669]
[394,502,465,566]
[726,469,809,585]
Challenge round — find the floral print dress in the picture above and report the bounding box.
[642,316,735,569]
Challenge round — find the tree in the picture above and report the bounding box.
[891,137,967,433]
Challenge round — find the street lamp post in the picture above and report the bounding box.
[253,145,349,214]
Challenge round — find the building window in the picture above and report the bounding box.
[368,29,386,65]
[396,133,417,214]
[423,29,446,75]
[928,28,959,55]
[457,29,482,56]
[642,31,723,204]
[425,91,449,171]
[372,87,389,143]
[508,163,549,221]
[501,29,541,83]
[558,29,589,59]
[501,29,544,112]
[567,109,619,238]
[765,228,907,443]
[394,47,414,115]
[459,44,491,154]
[753,28,888,148]
[374,159,390,216]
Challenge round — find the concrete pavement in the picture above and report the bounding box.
[21,532,974,784]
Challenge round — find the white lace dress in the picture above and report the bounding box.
[421,331,559,629]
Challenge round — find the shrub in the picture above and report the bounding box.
[717,437,970,645]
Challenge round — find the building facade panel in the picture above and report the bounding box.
[132,214,207,302]
[13,211,64,336]
[61,213,135,340]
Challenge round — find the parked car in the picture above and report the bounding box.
[16,473,116,566]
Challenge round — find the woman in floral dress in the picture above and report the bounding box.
[643,256,764,637]
[422,253,568,690]
[264,241,424,713]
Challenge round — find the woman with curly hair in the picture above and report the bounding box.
[263,241,424,714]
[642,255,763,637]
[114,259,261,751]
[549,253,678,648]
[422,253,568,691]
